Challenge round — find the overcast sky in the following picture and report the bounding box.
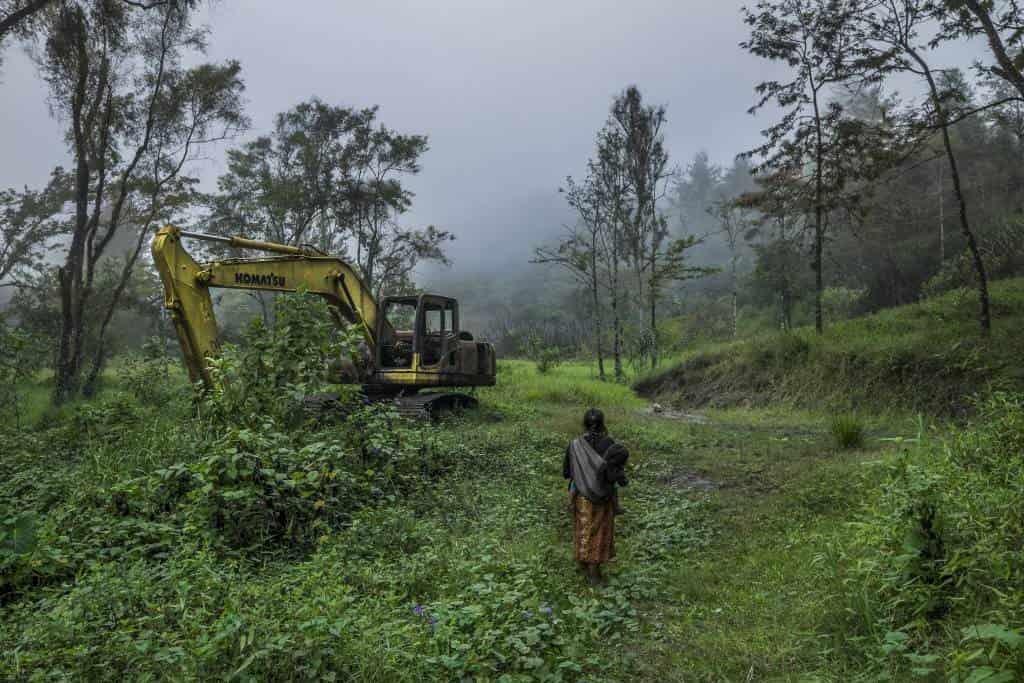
[0,0,988,275]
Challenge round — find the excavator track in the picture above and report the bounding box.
[392,392,478,420]
[303,391,478,421]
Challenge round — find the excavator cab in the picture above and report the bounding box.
[374,294,494,391]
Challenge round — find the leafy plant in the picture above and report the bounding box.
[823,393,1024,679]
[519,331,563,374]
[200,292,363,427]
[0,317,46,427]
[830,413,866,449]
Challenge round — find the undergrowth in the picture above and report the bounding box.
[816,392,1024,680]
[0,295,707,681]
[636,277,1024,415]
[3,291,1021,680]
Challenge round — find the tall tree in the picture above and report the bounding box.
[857,0,993,332]
[611,85,702,367]
[711,199,755,338]
[592,122,630,380]
[940,0,1024,101]
[534,172,608,380]
[743,0,869,333]
[209,99,451,298]
[40,1,247,402]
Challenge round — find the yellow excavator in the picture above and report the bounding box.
[152,225,496,415]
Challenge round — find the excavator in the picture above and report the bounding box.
[151,225,496,416]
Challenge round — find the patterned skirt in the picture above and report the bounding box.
[571,492,615,565]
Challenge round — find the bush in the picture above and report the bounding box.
[829,413,865,449]
[119,337,179,405]
[822,286,867,321]
[0,317,46,427]
[824,393,1024,680]
[201,292,363,427]
[519,332,563,374]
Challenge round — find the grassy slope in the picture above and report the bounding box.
[637,278,1024,415]
[1,358,921,680]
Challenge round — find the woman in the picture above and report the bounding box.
[563,408,629,586]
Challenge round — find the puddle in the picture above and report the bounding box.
[646,403,709,424]
[658,469,719,491]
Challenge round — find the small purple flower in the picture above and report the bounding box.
[412,604,425,617]
[540,604,553,616]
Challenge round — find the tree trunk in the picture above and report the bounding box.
[938,159,945,264]
[731,256,739,339]
[611,250,623,381]
[648,272,657,370]
[82,223,152,396]
[811,82,825,335]
[910,47,992,334]
[53,147,92,404]
[591,245,606,381]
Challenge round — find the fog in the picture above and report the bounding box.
[0,0,986,282]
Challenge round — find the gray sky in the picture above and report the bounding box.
[0,0,987,275]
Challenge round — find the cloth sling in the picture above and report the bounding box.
[568,436,613,503]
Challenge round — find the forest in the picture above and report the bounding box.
[2,0,1024,680]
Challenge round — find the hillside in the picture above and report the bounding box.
[636,279,1024,415]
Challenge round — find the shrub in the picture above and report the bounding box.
[830,413,865,449]
[201,293,363,427]
[0,317,46,427]
[120,337,179,405]
[822,286,867,321]
[824,393,1024,679]
[519,332,562,374]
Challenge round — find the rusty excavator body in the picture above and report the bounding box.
[152,225,496,416]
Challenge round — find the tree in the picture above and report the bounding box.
[534,172,608,380]
[0,168,69,290]
[856,0,993,332]
[610,85,703,367]
[673,151,723,238]
[39,1,247,401]
[738,170,811,330]
[0,0,49,45]
[1,1,201,68]
[743,0,870,333]
[209,99,451,299]
[592,122,630,380]
[711,199,756,338]
[939,0,1024,101]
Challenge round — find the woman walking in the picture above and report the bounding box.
[563,408,629,586]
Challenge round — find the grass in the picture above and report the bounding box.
[830,413,866,449]
[637,277,1024,415]
[1,354,911,680]
[2,331,1019,679]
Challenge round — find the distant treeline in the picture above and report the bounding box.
[515,0,1024,374]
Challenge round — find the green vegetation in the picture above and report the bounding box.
[829,413,866,450]
[3,292,1020,680]
[637,278,1024,415]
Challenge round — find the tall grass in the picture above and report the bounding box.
[482,360,647,414]
[636,278,1024,414]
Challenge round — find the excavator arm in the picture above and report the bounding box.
[152,225,384,387]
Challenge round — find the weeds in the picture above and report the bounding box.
[830,413,866,449]
[820,393,1024,680]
